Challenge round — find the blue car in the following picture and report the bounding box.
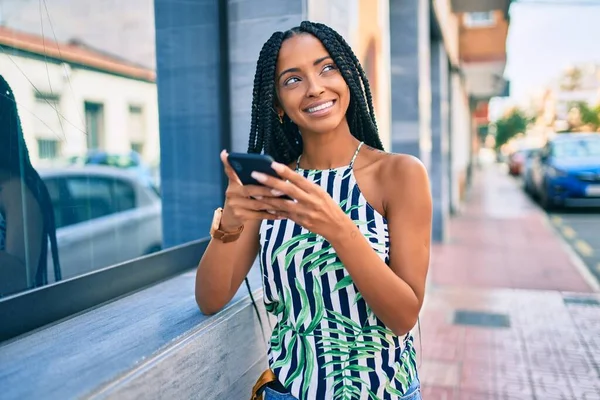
[530,133,600,210]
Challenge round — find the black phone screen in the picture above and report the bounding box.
[227,153,293,200]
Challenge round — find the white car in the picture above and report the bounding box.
[39,166,163,282]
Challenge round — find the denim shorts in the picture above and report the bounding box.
[263,387,297,400]
[263,376,421,400]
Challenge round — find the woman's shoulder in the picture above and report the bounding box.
[359,146,428,186]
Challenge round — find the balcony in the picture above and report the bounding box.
[458,9,510,100]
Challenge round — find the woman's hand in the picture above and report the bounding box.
[250,162,353,240]
[220,150,281,230]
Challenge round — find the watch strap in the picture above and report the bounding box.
[210,208,244,243]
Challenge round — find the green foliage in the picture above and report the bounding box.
[568,101,600,130]
[492,109,532,149]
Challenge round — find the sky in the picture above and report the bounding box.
[502,1,600,104]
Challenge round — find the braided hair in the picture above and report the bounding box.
[0,75,62,287]
[247,21,384,164]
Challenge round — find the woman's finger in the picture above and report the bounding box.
[228,197,277,213]
[271,162,318,194]
[220,150,242,185]
[249,171,308,201]
[259,197,297,214]
[244,184,285,199]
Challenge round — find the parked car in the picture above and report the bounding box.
[508,149,526,176]
[68,150,159,192]
[529,133,600,210]
[39,166,163,281]
[522,148,541,194]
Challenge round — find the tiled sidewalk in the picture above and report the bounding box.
[418,165,600,399]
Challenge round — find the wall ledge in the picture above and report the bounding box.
[0,265,269,400]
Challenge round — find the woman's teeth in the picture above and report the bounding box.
[307,101,333,113]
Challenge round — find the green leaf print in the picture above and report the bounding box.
[319,261,345,275]
[284,241,322,271]
[305,279,324,333]
[315,309,398,400]
[300,335,314,400]
[333,275,354,292]
[272,335,298,369]
[270,233,319,265]
[295,278,311,327]
[298,246,332,270]
[306,253,338,273]
[270,277,325,400]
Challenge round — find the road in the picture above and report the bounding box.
[548,209,600,284]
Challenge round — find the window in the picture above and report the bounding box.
[32,95,63,162]
[37,139,60,159]
[552,138,600,158]
[128,105,146,155]
[463,12,495,28]
[85,102,105,150]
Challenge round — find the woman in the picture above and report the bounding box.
[196,21,431,400]
[0,75,61,297]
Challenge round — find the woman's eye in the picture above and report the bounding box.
[322,64,337,73]
[284,77,300,86]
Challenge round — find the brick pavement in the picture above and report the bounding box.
[417,165,600,399]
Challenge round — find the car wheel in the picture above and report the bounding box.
[539,184,556,211]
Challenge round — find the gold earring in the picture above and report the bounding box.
[278,114,284,124]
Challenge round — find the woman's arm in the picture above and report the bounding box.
[327,155,432,335]
[0,179,45,296]
[195,218,261,315]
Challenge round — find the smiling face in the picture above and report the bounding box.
[275,33,351,136]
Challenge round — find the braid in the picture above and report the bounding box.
[247,21,384,163]
[0,75,62,285]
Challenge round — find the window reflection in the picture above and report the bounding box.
[0,75,60,297]
[0,1,160,298]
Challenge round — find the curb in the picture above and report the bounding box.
[540,212,600,293]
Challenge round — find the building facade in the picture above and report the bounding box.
[0,26,160,167]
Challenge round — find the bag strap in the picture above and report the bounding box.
[245,277,278,400]
[250,368,278,400]
[244,277,270,344]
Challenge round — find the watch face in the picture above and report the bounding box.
[211,208,223,233]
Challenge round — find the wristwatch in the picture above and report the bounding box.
[210,207,244,243]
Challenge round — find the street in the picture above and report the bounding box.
[420,164,600,399]
[545,208,600,287]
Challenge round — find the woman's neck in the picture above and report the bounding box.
[298,124,360,170]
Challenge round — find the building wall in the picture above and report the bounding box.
[450,72,472,207]
[459,10,508,63]
[227,0,304,152]
[354,0,392,150]
[432,0,461,66]
[1,55,159,166]
[306,0,354,41]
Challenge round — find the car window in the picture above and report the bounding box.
[552,138,600,158]
[112,180,136,212]
[60,176,136,226]
[43,178,68,229]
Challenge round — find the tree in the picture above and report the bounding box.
[492,108,532,149]
[567,101,600,131]
[560,67,583,91]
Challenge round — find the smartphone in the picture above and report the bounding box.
[227,152,293,200]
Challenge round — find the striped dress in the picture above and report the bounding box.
[259,142,418,400]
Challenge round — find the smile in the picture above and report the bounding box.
[304,100,335,114]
